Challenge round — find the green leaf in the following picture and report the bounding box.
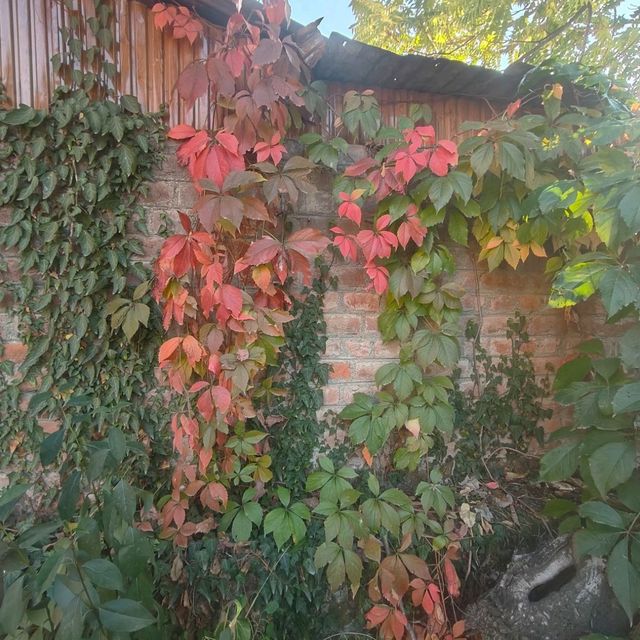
[429,177,454,212]
[231,510,253,542]
[619,185,640,233]
[539,442,579,482]
[98,598,155,633]
[574,526,620,558]
[40,427,64,466]
[1,106,36,125]
[120,95,141,113]
[447,210,468,246]
[113,479,136,522]
[0,484,30,522]
[444,170,469,200]
[607,539,640,624]
[619,326,640,370]
[58,470,81,520]
[470,142,494,178]
[578,501,624,529]
[553,355,592,390]
[497,141,525,181]
[598,267,640,317]
[612,382,640,414]
[589,442,636,497]
[84,558,124,591]
[118,145,137,178]
[0,575,25,635]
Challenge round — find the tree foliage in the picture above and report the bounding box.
[350,0,640,91]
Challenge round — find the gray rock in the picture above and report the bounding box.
[465,535,629,640]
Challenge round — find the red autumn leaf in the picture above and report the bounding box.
[182,335,205,367]
[381,609,407,640]
[344,156,378,177]
[444,557,461,598]
[206,57,235,98]
[286,228,330,257]
[219,284,244,317]
[168,124,197,140]
[452,620,466,638]
[201,481,228,511]
[365,262,389,295]
[391,146,429,183]
[252,38,283,66]
[254,133,286,165]
[429,140,458,176]
[211,385,232,414]
[198,448,213,474]
[365,605,391,627]
[357,214,398,261]
[264,0,289,25]
[206,131,245,188]
[403,124,436,149]
[397,206,428,249]
[159,337,183,362]
[235,237,281,273]
[337,189,365,225]
[177,61,209,108]
[331,226,359,261]
[506,99,522,118]
[173,504,186,528]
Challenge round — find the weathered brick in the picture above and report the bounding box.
[353,360,388,381]
[343,292,380,312]
[139,180,175,205]
[328,361,351,380]
[323,291,343,312]
[323,385,340,405]
[174,182,198,209]
[325,313,361,333]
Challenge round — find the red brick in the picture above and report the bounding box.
[139,180,174,205]
[343,292,380,312]
[325,313,361,333]
[354,360,387,381]
[340,382,376,404]
[0,207,11,225]
[328,361,351,380]
[175,183,198,209]
[343,339,374,357]
[323,385,340,405]
[323,291,343,312]
[2,342,27,363]
[364,314,379,331]
[334,265,370,288]
[324,338,344,357]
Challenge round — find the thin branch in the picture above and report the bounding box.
[512,5,589,65]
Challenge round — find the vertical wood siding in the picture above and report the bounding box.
[0,0,497,132]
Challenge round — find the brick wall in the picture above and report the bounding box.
[0,147,615,435]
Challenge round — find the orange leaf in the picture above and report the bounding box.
[444,558,461,598]
[168,124,197,140]
[159,337,182,362]
[452,620,466,638]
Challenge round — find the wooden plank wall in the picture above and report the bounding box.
[0,0,497,134]
[325,83,499,140]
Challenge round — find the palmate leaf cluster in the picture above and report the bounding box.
[0,1,176,636]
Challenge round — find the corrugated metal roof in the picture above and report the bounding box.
[185,1,528,101]
[314,33,526,101]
